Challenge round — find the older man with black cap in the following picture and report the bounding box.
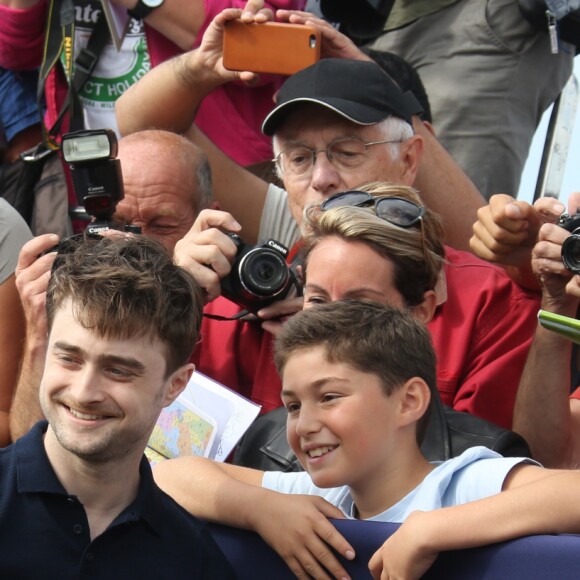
[259,57,423,229]
[116,6,539,430]
[117,7,483,252]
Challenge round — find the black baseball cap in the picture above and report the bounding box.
[262,59,421,136]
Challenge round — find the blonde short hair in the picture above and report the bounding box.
[301,183,445,307]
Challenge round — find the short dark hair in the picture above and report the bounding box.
[46,235,204,377]
[362,48,433,123]
[274,299,436,443]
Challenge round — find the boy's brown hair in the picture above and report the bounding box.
[274,299,437,443]
[46,235,204,377]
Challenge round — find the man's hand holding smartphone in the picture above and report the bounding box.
[223,19,321,76]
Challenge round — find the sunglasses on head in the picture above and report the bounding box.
[320,191,425,228]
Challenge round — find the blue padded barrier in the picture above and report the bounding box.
[209,519,580,579]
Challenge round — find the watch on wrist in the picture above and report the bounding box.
[128,0,164,20]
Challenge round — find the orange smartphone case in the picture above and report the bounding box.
[223,20,321,76]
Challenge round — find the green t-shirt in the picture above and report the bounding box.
[385,0,461,31]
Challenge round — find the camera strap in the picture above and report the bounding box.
[202,266,304,322]
[37,0,111,152]
[203,309,254,322]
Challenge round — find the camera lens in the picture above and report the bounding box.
[238,248,289,296]
[562,234,580,275]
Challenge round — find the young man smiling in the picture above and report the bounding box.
[0,235,234,578]
[10,129,214,441]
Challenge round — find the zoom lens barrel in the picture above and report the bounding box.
[562,234,580,275]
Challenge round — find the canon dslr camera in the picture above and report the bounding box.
[559,212,580,275]
[220,234,297,314]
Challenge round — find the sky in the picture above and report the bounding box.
[517,56,580,208]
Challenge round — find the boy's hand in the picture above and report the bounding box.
[251,492,355,579]
[368,512,438,580]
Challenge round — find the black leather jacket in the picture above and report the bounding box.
[233,392,531,472]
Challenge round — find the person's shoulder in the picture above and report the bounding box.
[443,246,539,300]
[437,446,537,479]
[0,198,32,240]
[432,446,537,505]
[268,182,287,195]
[444,245,510,273]
[0,423,49,495]
[0,439,16,472]
[434,446,505,470]
[139,461,210,535]
[263,182,289,209]
[149,485,236,577]
[154,486,216,537]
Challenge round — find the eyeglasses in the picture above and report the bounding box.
[320,191,425,228]
[273,137,402,176]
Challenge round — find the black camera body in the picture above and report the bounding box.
[220,234,295,314]
[559,212,580,274]
[62,129,139,234]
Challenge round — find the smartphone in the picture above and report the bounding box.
[223,20,321,76]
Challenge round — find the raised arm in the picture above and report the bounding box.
[109,0,302,52]
[413,120,485,252]
[115,5,374,137]
[0,275,24,445]
[110,0,207,51]
[513,222,580,466]
[116,7,271,241]
[116,6,268,136]
[154,456,355,579]
[10,234,58,440]
[182,126,269,244]
[369,464,580,579]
